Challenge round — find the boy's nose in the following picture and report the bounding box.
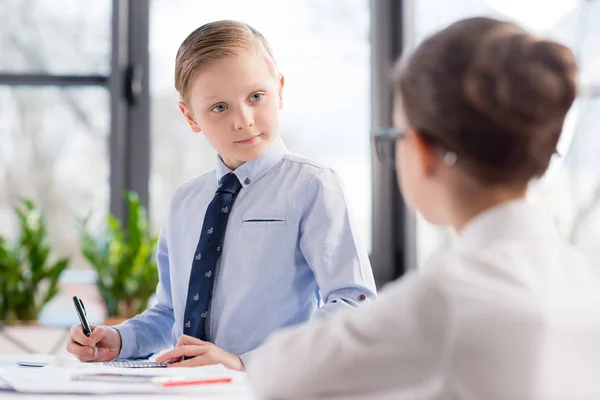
[233,106,255,130]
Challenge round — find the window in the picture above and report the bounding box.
[0,0,111,75]
[0,87,109,266]
[149,0,372,251]
[0,0,116,333]
[0,0,112,270]
[412,0,600,266]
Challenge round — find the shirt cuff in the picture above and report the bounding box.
[112,322,136,360]
[315,287,376,319]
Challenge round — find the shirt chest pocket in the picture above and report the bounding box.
[224,215,295,281]
[241,216,287,227]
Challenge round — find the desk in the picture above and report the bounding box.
[0,354,257,399]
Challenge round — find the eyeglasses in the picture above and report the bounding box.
[371,126,405,167]
[372,126,459,168]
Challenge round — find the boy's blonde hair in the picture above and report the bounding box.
[175,20,278,103]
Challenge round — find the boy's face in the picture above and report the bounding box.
[179,49,284,170]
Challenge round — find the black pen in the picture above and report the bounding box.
[73,296,98,357]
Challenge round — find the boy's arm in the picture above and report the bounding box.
[236,169,373,368]
[113,216,175,359]
[299,169,377,317]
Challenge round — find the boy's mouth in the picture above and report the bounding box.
[235,134,261,145]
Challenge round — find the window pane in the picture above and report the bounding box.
[413,0,600,266]
[149,0,372,251]
[577,0,600,87]
[0,86,110,269]
[0,0,111,75]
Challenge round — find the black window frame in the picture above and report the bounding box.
[370,0,416,286]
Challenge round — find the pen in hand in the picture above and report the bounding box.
[73,296,98,358]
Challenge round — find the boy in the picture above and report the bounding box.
[67,20,376,370]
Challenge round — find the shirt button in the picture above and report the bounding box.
[244,178,251,185]
[358,294,367,302]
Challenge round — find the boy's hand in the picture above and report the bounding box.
[66,324,121,362]
[156,334,245,371]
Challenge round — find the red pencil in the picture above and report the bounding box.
[160,377,233,387]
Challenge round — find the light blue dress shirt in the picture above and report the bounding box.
[115,137,376,364]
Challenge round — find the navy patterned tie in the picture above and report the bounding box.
[183,172,242,340]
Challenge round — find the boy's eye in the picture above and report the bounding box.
[249,93,264,102]
[211,104,227,113]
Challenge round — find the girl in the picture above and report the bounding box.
[247,17,600,399]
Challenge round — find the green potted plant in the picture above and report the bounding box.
[77,191,158,324]
[0,199,70,325]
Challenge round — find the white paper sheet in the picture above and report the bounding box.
[0,377,12,390]
[0,358,251,396]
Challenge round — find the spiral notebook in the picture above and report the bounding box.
[101,360,168,368]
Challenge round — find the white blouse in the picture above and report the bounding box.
[248,200,600,399]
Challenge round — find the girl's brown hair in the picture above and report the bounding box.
[396,17,578,185]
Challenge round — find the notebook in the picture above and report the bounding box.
[101,360,168,368]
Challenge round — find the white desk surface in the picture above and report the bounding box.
[0,354,257,399]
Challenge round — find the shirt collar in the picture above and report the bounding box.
[215,136,287,188]
[457,199,561,252]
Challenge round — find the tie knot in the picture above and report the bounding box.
[217,173,242,195]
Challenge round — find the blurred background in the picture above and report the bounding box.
[0,0,599,354]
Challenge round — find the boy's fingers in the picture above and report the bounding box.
[155,349,183,363]
[156,345,209,363]
[74,347,110,363]
[176,334,206,347]
[95,347,110,361]
[89,326,106,344]
[66,339,94,357]
[169,354,214,368]
[69,324,95,347]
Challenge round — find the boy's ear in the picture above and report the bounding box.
[277,73,285,110]
[179,101,201,133]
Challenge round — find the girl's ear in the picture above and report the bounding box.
[277,73,285,110]
[179,101,201,133]
[410,129,440,177]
